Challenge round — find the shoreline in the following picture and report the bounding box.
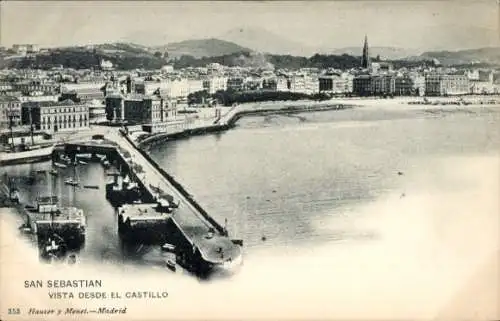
[135,96,500,148]
[2,95,499,161]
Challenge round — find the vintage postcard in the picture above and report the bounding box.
[0,0,499,320]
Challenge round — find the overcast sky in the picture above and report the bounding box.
[1,1,498,51]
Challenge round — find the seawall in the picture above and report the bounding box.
[122,133,227,235]
[225,103,352,127]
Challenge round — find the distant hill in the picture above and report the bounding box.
[155,38,252,59]
[4,42,167,70]
[94,42,153,55]
[219,27,315,56]
[3,40,495,70]
[324,46,422,60]
[417,47,500,65]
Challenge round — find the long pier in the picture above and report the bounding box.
[53,131,242,274]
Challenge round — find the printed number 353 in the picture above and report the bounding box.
[8,308,21,315]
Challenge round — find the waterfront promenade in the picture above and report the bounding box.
[105,130,241,265]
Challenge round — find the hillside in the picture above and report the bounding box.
[171,51,435,70]
[155,38,252,59]
[3,43,167,70]
[418,47,500,65]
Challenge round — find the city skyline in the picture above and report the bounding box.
[1,0,499,54]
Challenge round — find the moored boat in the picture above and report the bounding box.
[64,178,79,186]
[53,162,67,169]
[76,153,92,160]
[161,243,176,252]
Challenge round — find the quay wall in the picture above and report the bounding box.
[53,138,227,236]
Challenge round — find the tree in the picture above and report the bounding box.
[154,51,163,58]
[187,90,210,106]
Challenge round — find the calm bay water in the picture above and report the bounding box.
[2,105,499,262]
[148,106,500,253]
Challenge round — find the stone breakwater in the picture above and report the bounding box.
[225,103,352,127]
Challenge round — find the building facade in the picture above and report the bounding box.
[227,77,245,91]
[353,75,372,96]
[106,94,178,125]
[371,75,395,96]
[289,74,318,94]
[21,100,89,133]
[105,94,125,122]
[14,80,59,96]
[394,76,414,96]
[318,74,348,94]
[425,74,470,96]
[0,96,22,130]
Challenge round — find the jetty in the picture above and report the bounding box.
[52,131,243,276]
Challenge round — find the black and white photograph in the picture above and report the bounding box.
[0,1,499,320]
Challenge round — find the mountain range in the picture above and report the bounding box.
[416,47,500,66]
[154,38,252,59]
[161,37,499,65]
[152,26,499,65]
[3,33,499,70]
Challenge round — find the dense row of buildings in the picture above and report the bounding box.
[1,37,499,141]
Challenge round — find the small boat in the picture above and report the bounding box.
[49,169,58,176]
[83,185,99,189]
[64,178,79,186]
[66,253,78,265]
[165,259,176,272]
[76,153,92,160]
[78,160,88,165]
[18,224,32,235]
[36,170,46,174]
[53,162,67,169]
[161,243,176,252]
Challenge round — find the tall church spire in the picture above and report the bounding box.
[361,34,370,69]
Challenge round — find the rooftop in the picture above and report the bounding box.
[119,203,171,221]
[28,206,85,223]
[25,99,84,107]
